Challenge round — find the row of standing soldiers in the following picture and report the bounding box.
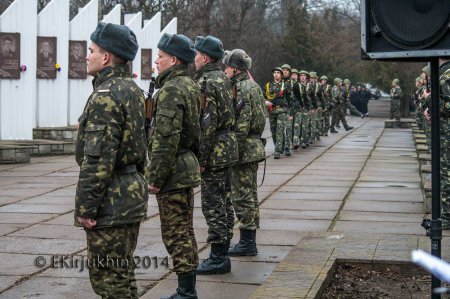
[264,64,368,159]
[411,60,450,223]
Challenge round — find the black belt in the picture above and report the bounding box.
[113,164,137,175]
[216,128,231,136]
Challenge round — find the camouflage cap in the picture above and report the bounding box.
[90,22,138,61]
[272,66,283,73]
[343,78,351,84]
[194,35,224,60]
[222,49,252,70]
[320,75,328,81]
[299,70,309,76]
[158,33,195,63]
[309,71,318,78]
[392,78,400,85]
[334,77,342,85]
[291,68,299,74]
[281,64,291,71]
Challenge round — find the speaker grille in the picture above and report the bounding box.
[370,0,450,49]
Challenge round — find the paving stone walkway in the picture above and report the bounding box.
[0,101,448,298]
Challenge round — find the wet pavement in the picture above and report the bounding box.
[0,100,448,298]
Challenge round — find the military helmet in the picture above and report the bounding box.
[272,66,283,73]
[422,65,430,76]
[281,64,291,71]
[343,78,351,85]
[334,78,342,85]
[320,75,328,81]
[309,71,318,79]
[299,70,309,76]
[291,68,299,74]
[392,78,400,85]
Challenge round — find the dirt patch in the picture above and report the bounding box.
[321,262,449,298]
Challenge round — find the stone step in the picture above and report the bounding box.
[33,126,77,141]
[0,144,34,164]
[421,164,431,173]
[418,153,431,163]
[0,139,75,162]
[385,118,415,128]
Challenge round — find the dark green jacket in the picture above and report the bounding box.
[75,64,148,227]
[195,62,238,170]
[146,64,201,192]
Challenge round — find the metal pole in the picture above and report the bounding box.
[430,57,441,299]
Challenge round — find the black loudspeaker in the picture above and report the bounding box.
[361,0,450,61]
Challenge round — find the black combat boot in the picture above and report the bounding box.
[161,271,197,299]
[274,152,280,159]
[285,147,291,156]
[345,126,353,131]
[228,229,257,256]
[196,243,231,274]
[330,127,338,133]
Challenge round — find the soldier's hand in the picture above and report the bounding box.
[288,115,293,120]
[78,217,97,229]
[148,184,161,194]
[200,166,205,173]
[424,108,431,122]
[422,89,431,100]
[265,100,273,107]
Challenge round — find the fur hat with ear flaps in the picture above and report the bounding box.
[222,49,252,70]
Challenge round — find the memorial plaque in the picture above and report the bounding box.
[68,40,87,79]
[0,32,20,79]
[36,36,57,79]
[141,48,152,79]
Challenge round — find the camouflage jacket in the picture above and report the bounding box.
[146,64,201,193]
[331,85,344,105]
[321,83,333,110]
[232,72,266,164]
[299,82,310,110]
[265,80,288,109]
[195,62,238,170]
[307,82,321,110]
[75,64,148,227]
[390,86,402,100]
[440,61,450,117]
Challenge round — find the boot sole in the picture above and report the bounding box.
[228,252,257,257]
[196,269,230,275]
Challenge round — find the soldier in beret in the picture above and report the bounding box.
[223,49,266,256]
[193,35,238,274]
[145,33,200,299]
[75,22,148,298]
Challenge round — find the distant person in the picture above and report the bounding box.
[390,78,402,122]
[360,86,371,116]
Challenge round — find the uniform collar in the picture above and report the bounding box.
[195,61,221,80]
[92,64,130,89]
[156,64,189,89]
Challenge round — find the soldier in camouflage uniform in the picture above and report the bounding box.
[330,78,353,131]
[290,69,303,148]
[320,75,333,136]
[223,49,266,256]
[281,64,293,156]
[307,72,322,142]
[390,78,402,122]
[146,33,200,299]
[193,35,238,274]
[75,22,148,299]
[296,70,311,148]
[265,67,289,159]
[423,58,450,222]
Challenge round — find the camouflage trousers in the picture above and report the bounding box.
[322,111,331,134]
[156,188,199,274]
[231,162,260,230]
[425,117,432,151]
[293,110,310,144]
[309,110,321,140]
[201,167,234,243]
[331,105,349,128]
[390,99,401,121]
[271,111,290,154]
[416,108,424,130]
[441,118,450,219]
[85,222,140,299]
